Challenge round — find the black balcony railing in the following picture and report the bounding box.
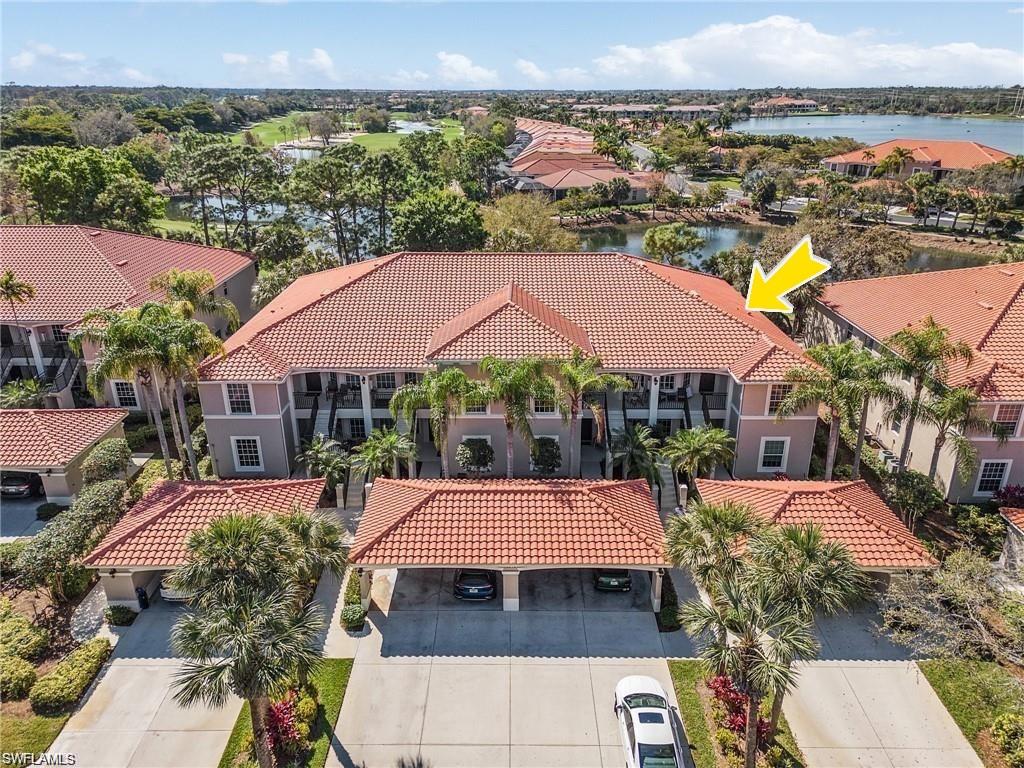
[372,389,395,409]
[44,349,80,393]
[701,392,728,412]
[293,391,320,410]
[623,390,648,409]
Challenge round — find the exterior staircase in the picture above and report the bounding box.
[312,402,333,437]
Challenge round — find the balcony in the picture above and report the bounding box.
[372,388,395,410]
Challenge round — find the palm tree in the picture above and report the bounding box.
[170,515,324,768]
[553,349,631,477]
[479,356,559,479]
[777,343,865,480]
[874,146,914,178]
[659,425,735,499]
[0,378,47,409]
[351,426,416,481]
[279,508,348,594]
[297,434,350,505]
[72,305,176,478]
[150,268,241,332]
[611,423,660,486]
[849,351,904,480]
[680,577,816,768]
[647,148,675,174]
[884,317,973,473]
[688,119,711,142]
[664,500,762,592]
[0,270,35,334]
[746,523,866,738]
[389,367,487,478]
[1003,154,1024,182]
[910,385,997,482]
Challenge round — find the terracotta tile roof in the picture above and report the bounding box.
[824,139,1012,170]
[818,262,1024,400]
[198,251,809,381]
[696,479,936,570]
[531,168,655,191]
[350,478,666,567]
[84,479,326,568]
[1001,507,1024,532]
[0,226,255,325]
[0,408,128,468]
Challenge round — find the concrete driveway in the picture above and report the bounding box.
[328,568,696,768]
[48,599,241,768]
[0,495,46,540]
[784,601,982,768]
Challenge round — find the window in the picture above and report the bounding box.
[890,416,902,435]
[465,403,488,414]
[766,385,793,415]
[660,374,676,391]
[530,435,559,471]
[374,372,396,390]
[533,398,556,414]
[231,437,263,472]
[348,419,366,440]
[112,380,138,409]
[758,437,789,472]
[345,374,362,389]
[699,373,717,394]
[976,460,1011,495]
[225,383,253,414]
[994,404,1023,436]
[373,417,395,431]
[51,325,69,343]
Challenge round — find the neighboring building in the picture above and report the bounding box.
[571,104,722,122]
[526,167,655,202]
[1000,508,1024,572]
[0,408,128,503]
[696,479,936,573]
[821,139,1012,181]
[350,478,667,611]
[751,96,820,116]
[197,250,817,481]
[808,261,1024,502]
[0,226,257,410]
[84,478,325,606]
[459,105,489,118]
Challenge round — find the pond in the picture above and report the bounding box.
[578,222,990,273]
[734,113,1024,154]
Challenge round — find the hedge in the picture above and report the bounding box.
[0,656,37,699]
[0,599,50,660]
[81,438,132,483]
[128,459,181,503]
[0,540,28,581]
[126,424,158,451]
[29,638,112,714]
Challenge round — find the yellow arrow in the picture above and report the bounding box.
[745,236,830,313]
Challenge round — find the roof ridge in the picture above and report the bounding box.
[84,480,188,563]
[72,225,256,259]
[69,226,138,303]
[586,480,664,556]
[826,483,931,557]
[349,484,438,562]
[823,260,1024,290]
[27,410,63,466]
[978,278,1024,351]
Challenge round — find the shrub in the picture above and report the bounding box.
[884,469,944,530]
[0,540,28,581]
[35,502,65,521]
[341,604,366,631]
[658,572,680,631]
[953,505,1006,556]
[455,438,494,475]
[81,438,132,483]
[128,459,181,503]
[0,655,37,699]
[715,727,737,753]
[104,605,138,626]
[190,422,208,457]
[123,411,150,428]
[343,568,362,607]
[198,455,215,479]
[530,436,562,475]
[993,713,1024,754]
[995,485,1024,508]
[267,694,304,759]
[0,599,50,660]
[295,694,318,727]
[29,637,112,713]
[832,464,853,480]
[59,564,92,601]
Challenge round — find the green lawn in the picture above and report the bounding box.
[151,217,193,235]
[218,659,354,768]
[353,118,464,153]
[919,659,1023,760]
[0,713,70,756]
[230,111,314,146]
[692,173,743,190]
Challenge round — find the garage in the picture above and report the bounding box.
[349,478,669,613]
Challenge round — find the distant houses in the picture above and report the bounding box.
[821,139,1013,181]
[570,103,721,123]
[750,96,821,116]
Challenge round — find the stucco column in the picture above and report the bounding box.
[501,570,520,611]
[26,327,46,376]
[648,375,660,426]
[360,376,373,437]
[285,375,300,450]
[358,568,372,611]
[650,569,664,613]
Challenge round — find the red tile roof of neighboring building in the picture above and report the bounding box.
[1001,507,1024,532]
[350,478,666,567]
[198,251,808,381]
[824,139,1012,171]
[0,408,128,468]
[818,262,1024,400]
[531,168,655,191]
[696,479,937,570]
[0,226,255,325]
[84,479,326,567]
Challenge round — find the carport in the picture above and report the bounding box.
[349,478,669,612]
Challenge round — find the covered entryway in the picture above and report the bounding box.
[349,478,668,613]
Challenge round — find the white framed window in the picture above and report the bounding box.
[51,325,69,343]
[374,372,396,390]
[404,372,421,385]
[224,383,253,415]
[345,374,362,389]
[465,403,488,414]
[975,460,1011,495]
[660,374,676,391]
[231,437,263,472]
[348,419,366,440]
[766,384,793,416]
[533,397,556,414]
[757,437,790,473]
[890,416,902,435]
[111,380,139,409]
[994,404,1023,436]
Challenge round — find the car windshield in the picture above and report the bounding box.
[459,572,489,585]
[625,693,667,709]
[638,743,677,768]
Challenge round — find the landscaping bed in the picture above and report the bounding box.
[218,658,354,768]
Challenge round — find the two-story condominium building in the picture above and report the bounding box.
[0,226,257,411]
[821,139,1012,181]
[197,250,817,481]
[808,261,1024,502]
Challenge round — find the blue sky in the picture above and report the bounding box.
[3,2,1023,89]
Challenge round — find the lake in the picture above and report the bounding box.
[578,222,990,273]
[735,114,1024,154]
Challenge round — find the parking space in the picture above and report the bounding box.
[0,495,46,540]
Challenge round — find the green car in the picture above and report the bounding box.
[594,569,632,592]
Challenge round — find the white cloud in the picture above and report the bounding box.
[386,68,430,86]
[121,67,155,84]
[1009,6,1024,13]
[222,47,343,85]
[6,41,153,85]
[592,15,1024,87]
[300,48,337,81]
[515,58,549,84]
[221,52,252,66]
[553,66,591,87]
[436,51,498,87]
[7,42,86,70]
[267,50,291,75]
